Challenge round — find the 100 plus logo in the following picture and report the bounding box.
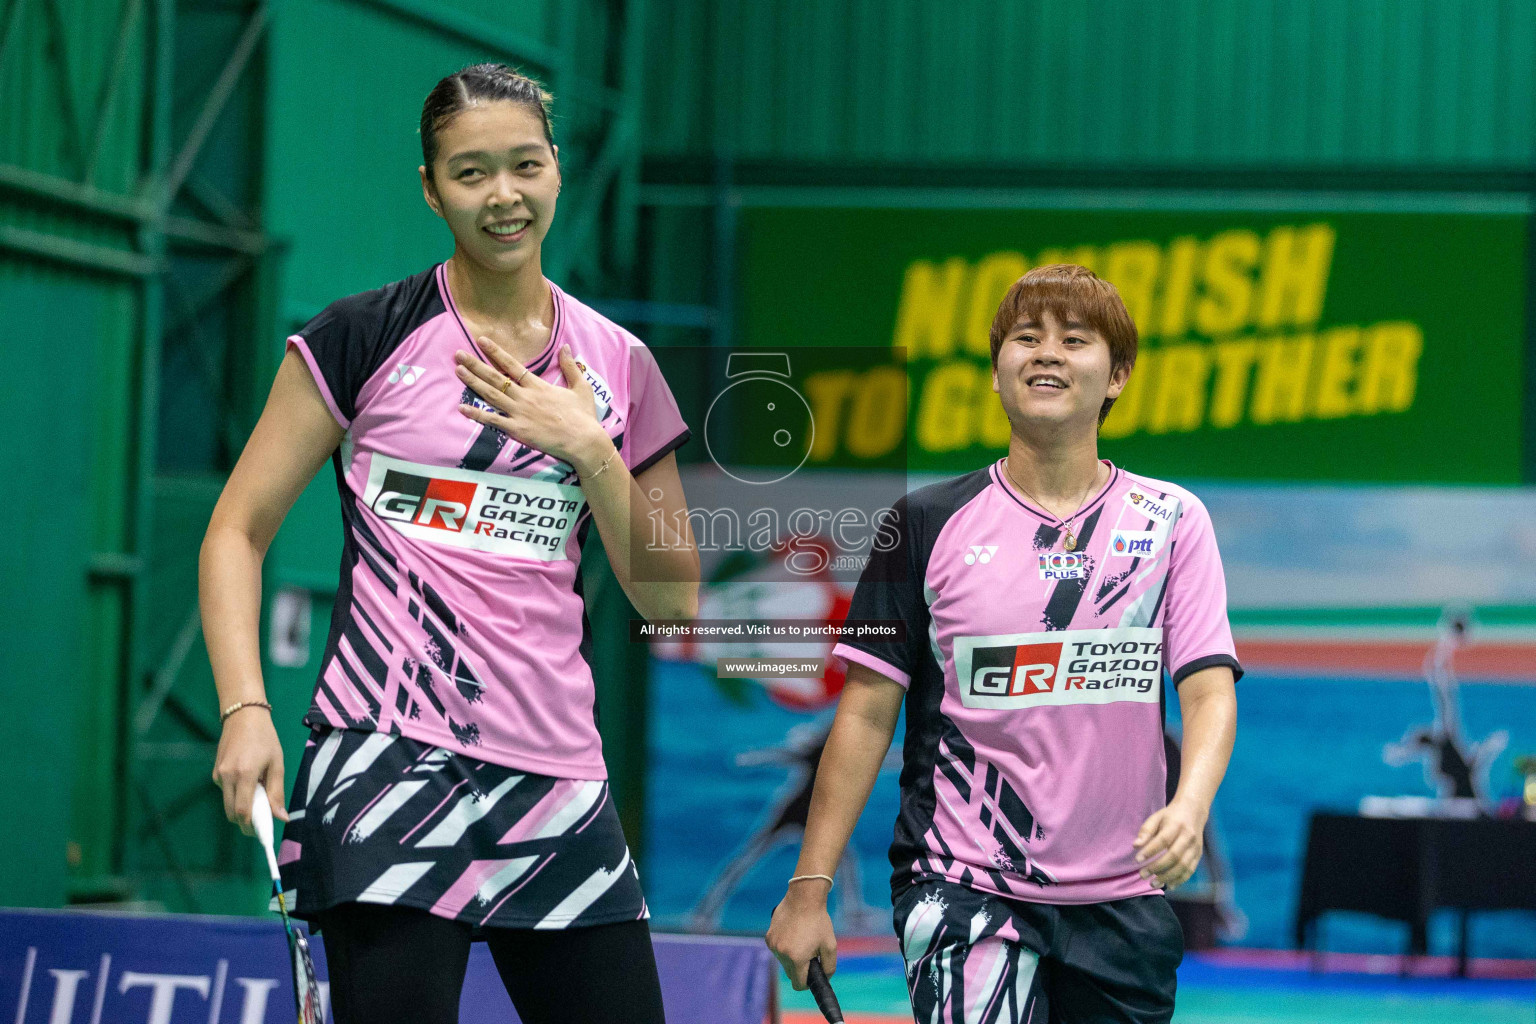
[363,454,585,562]
[954,627,1164,709]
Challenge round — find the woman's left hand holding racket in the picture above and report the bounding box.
[213,704,288,836]
[765,879,839,994]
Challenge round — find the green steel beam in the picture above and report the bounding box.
[162,214,266,254]
[39,0,86,171]
[0,224,161,276]
[0,164,268,253]
[121,0,176,885]
[84,0,146,185]
[153,4,268,212]
[636,182,1536,215]
[612,0,646,281]
[186,173,256,230]
[0,162,149,222]
[555,112,637,281]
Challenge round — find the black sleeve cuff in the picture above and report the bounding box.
[631,428,691,476]
[1171,653,1244,687]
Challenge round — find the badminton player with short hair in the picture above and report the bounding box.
[201,63,696,1024]
[767,266,1240,1023]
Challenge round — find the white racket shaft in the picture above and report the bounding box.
[251,784,283,883]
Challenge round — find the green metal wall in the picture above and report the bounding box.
[0,0,149,910]
[644,0,1536,166]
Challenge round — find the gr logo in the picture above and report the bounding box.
[965,545,998,565]
[372,470,477,531]
[968,642,1064,698]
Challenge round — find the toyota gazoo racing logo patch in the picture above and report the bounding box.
[363,454,585,561]
[953,627,1164,709]
[1038,551,1086,580]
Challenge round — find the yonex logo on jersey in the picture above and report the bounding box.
[954,627,1164,710]
[1038,551,1086,580]
[965,545,998,565]
[1125,491,1176,524]
[1109,529,1159,558]
[388,363,425,385]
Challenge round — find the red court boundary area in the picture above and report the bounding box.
[781,1015,906,1024]
[1235,637,1536,682]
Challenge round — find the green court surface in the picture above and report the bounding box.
[776,953,1536,1023]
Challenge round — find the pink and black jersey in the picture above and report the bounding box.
[288,264,688,780]
[832,462,1241,905]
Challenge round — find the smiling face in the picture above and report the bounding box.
[992,309,1130,436]
[419,101,560,275]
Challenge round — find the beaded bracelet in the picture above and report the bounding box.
[220,699,272,724]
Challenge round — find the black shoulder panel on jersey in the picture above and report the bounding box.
[837,466,992,685]
[293,267,444,423]
[874,467,999,901]
[901,467,995,577]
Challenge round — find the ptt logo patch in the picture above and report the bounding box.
[363,454,585,562]
[1109,529,1160,558]
[1038,551,1086,580]
[1125,490,1177,525]
[954,627,1165,709]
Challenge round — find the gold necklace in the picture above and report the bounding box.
[1004,457,1100,552]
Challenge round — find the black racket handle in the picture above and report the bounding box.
[807,956,844,1023]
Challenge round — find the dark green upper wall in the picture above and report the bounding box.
[644,0,1536,167]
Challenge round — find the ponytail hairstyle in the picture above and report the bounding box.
[420,63,555,180]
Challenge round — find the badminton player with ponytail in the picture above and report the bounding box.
[767,266,1239,1023]
[201,64,696,1023]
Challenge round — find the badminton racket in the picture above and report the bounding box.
[252,784,323,1024]
[807,955,844,1023]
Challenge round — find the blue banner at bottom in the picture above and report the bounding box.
[0,908,774,1024]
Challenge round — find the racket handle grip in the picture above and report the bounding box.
[807,956,843,1023]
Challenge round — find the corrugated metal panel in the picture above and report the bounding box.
[0,258,133,908]
[0,0,147,190]
[0,0,152,904]
[644,0,1536,167]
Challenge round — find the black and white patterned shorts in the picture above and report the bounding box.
[277,728,648,934]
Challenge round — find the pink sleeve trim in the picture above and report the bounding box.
[286,335,350,428]
[831,643,911,689]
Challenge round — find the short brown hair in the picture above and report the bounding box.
[988,264,1139,423]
